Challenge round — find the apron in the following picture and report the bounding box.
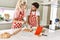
[12,10,24,29]
[15,11,24,21]
[28,11,37,27]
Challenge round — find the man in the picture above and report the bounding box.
[27,2,40,27]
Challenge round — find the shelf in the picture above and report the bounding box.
[0,20,12,24]
[40,2,51,5]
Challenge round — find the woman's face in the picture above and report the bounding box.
[20,2,27,10]
[23,4,27,9]
[31,5,37,11]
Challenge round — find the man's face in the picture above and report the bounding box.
[31,5,37,11]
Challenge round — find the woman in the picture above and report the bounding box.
[27,2,40,27]
[10,0,27,35]
[12,0,27,29]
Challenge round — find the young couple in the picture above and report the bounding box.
[12,0,40,30]
[0,0,41,37]
[12,0,40,29]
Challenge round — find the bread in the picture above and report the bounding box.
[23,29,32,32]
[0,32,11,39]
[4,13,10,20]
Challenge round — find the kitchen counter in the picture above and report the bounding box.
[0,29,60,40]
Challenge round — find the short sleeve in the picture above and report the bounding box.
[36,10,40,16]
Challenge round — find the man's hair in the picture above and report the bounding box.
[32,2,39,9]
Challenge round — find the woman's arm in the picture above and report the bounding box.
[11,28,21,35]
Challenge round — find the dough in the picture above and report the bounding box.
[0,32,11,39]
[23,29,33,32]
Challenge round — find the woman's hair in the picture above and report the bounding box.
[32,2,39,9]
[16,0,27,9]
[20,2,26,7]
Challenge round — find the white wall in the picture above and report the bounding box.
[0,0,18,8]
[57,8,60,19]
[57,0,60,19]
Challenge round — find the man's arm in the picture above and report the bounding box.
[37,16,40,25]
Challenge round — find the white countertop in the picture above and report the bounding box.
[0,29,60,40]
